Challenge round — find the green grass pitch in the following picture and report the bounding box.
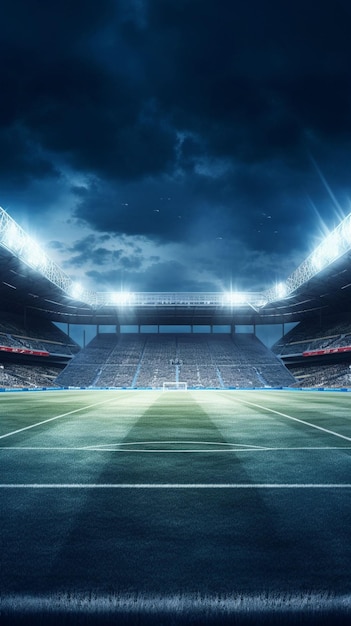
[1,388,351,624]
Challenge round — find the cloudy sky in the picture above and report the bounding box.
[1,0,351,297]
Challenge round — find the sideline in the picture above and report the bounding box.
[1,483,351,489]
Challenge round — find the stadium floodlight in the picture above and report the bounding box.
[265,212,351,304]
[275,282,287,299]
[69,281,84,300]
[342,214,351,243]
[311,232,341,272]
[0,206,98,306]
[2,220,24,254]
[110,291,135,306]
[311,248,324,271]
[224,291,247,306]
[3,204,351,313]
[328,231,342,260]
[23,240,48,271]
[222,291,269,309]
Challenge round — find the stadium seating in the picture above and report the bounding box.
[0,363,61,388]
[55,334,117,387]
[0,311,79,356]
[0,311,80,388]
[273,315,351,357]
[5,307,351,389]
[290,363,351,388]
[54,332,295,389]
[271,313,351,387]
[3,310,351,389]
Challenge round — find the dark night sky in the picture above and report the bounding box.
[1,0,351,298]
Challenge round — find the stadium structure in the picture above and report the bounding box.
[1,205,351,390]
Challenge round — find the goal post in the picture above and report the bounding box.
[162,381,188,391]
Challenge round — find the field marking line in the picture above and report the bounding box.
[0,396,122,441]
[1,483,351,489]
[83,440,268,450]
[1,445,350,452]
[233,396,351,443]
[0,445,269,453]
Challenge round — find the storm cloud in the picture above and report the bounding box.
[1,0,351,292]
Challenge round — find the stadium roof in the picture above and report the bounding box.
[1,207,351,326]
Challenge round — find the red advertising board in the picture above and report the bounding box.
[303,346,351,357]
[0,345,50,357]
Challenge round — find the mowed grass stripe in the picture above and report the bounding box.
[79,391,254,487]
[121,392,229,445]
[231,394,351,444]
[0,390,118,436]
[0,392,129,441]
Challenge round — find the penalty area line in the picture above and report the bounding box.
[1,483,351,489]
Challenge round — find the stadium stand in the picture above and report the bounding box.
[272,313,351,387]
[290,363,351,388]
[55,332,295,389]
[0,311,79,387]
[273,315,351,357]
[0,311,79,356]
[0,363,61,388]
[3,307,351,389]
[55,334,116,387]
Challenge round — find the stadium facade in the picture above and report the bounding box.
[1,207,351,389]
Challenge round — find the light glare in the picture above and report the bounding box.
[24,241,47,270]
[3,222,22,252]
[70,282,84,300]
[275,282,287,298]
[224,292,247,306]
[111,292,134,305]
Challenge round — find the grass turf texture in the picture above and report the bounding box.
[1,388,351,624]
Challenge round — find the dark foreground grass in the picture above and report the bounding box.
[1,591,351,625]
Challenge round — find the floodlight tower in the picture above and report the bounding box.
[1,205,351,319]
[264,213,351,303]
[0,206,95,304]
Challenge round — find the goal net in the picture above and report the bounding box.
[162,382,188,391]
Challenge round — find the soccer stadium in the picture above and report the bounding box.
[1,206,351,625]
